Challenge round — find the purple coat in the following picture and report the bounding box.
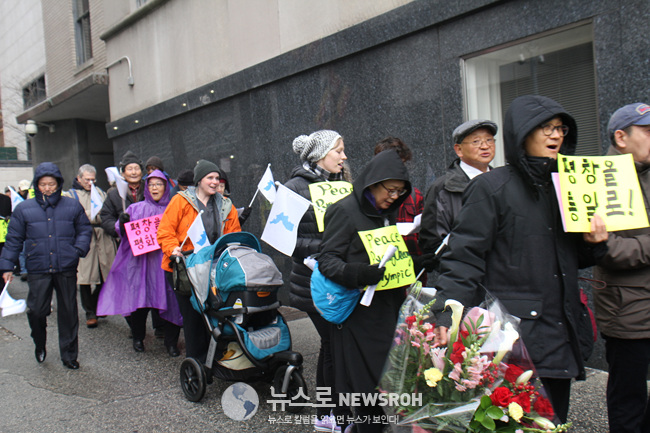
[97,170,182,326]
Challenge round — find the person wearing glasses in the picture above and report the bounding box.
[419,119,497,268]
[318,150,411,433]
[97,170,183,356]
[431,95,608,422]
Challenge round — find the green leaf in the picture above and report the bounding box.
[481,416,496,430]
[487,406,504,419]
[480,395,492,409]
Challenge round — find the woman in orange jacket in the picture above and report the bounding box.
[158,160,240,360]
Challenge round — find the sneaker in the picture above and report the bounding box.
[314,415,341,433]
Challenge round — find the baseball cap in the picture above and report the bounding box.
[608,103,650,138]
[453,119,498,144]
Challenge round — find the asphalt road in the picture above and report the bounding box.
[0,278,611,432]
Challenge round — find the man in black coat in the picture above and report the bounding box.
[0,162,91,369]
[431,95,608,422]
[419,119,496,261]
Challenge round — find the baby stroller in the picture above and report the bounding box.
[176,232,306,411]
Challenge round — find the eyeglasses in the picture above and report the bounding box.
[379,182,407,198]
[461,137,496,148]
[148,182,165,189]
[541,124,569,137]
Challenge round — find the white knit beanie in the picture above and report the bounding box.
[292,130,342,162]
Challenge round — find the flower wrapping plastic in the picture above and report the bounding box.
[379,282,570,433]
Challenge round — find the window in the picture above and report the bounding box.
[463,24,598,166]
[73,0,93,65]
[22,75,47,109]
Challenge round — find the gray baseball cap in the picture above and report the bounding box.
[453,119,498,144]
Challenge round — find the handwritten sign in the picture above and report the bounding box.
[125,214,163,256]
[0,219,7,243]
[309,181,353,232]
[358,225,415,291]
[556,154,649,232]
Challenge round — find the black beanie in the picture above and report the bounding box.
[145,156,164,171]
[193,160,220,184]
[177,169,194,186]
[119,151,144,173]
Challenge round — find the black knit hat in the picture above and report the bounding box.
[177,169,194,186]
[193,159,220,184]
[145,156,164,171]
[119,151,144,173]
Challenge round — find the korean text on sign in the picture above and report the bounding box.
[124,214,163,256]
[556,154,648,232]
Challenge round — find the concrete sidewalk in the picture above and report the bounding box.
[0,278,610,432]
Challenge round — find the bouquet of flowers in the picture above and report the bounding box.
[379,283,570,433]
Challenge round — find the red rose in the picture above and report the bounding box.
[512,392,532,412]
[490,386,513,407]
[449,341,465,364]
[505,364,525,384]
[533,396,555,418]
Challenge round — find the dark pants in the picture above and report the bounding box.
[540,377,572,424]
[26,272,79,362]
[307,311,352,420]
[354,404,385,433]
[79,283,101,319]
[165,271,209,361]
[604,335,650,433]
[129,307,181,347]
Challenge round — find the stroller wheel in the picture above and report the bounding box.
[273,366,308,414]
[180,358,207,402]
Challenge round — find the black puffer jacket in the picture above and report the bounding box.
[434,95,606,380]
[99,182,144,238]
[284,165,328,312]
[319,150,411,394]
[0,163,91,274]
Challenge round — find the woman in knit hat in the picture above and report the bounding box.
[283,130,352,431]
[158,159,241,361]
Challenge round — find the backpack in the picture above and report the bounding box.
[311,262,361,325]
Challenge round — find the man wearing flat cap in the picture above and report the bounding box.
[419,119,497,262]
[593,102,650,433]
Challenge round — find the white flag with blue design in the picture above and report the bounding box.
[90,182,104,220]
[105,166,120,185]
[187,211,211,253]
[257,165,276,204]
[261,184,311,256]
[8,186,24,211]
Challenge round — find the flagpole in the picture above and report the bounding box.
[180,210,204,250]
[248,188,259,208]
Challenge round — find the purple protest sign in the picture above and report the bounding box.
[124,214,163,256]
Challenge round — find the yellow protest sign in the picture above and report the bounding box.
[309,181,353,232]
[358,225,415,291]
[0,219,7,243]
[557,153,649,232]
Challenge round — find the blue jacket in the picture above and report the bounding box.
[0,162,92,274]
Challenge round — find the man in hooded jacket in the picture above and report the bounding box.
[431,95,608,422]
[0,162,91,369]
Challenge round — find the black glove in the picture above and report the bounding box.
[413,253,437,273]
[238,206,252,227]
[351,263,385,286]
[118,212,131,235]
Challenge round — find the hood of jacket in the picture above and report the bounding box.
[352,150,411,216]
[289,164,323,184]
[504,95,577,186]
[33,162,64,208]
[144,169,170,207]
